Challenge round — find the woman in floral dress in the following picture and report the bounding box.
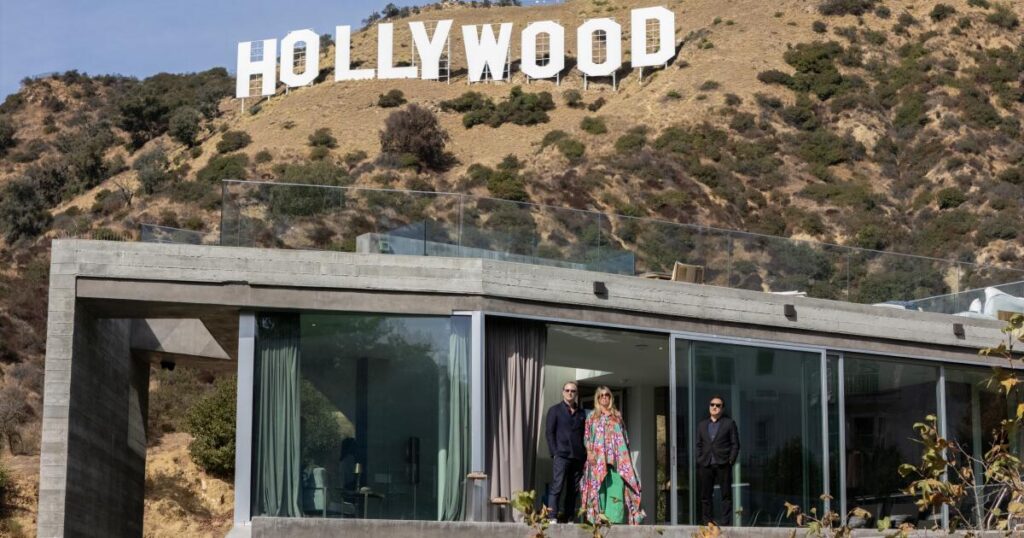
[579,386,644,525]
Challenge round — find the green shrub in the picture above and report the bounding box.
[781,95,820,131]
[782,41,845,100]
[967,0,990,8]
[216,130,251,153]
[0,179,51,242]
[699,80,721,91]
[812,20,829,33]
[133,146,170,194]
[10,138,46,163]
[377,89,407,108]
[615,127,647,153]
[998,166,1023,185]
[935,187,966,209]
[0,116,16,155]
[197,153,249,183]
[986,3,1019,28]
[930,4,957,21]
[309,146,330,161]
[343,149,368,168]
[379,104,450,170]
[796,129,864,166]
[186,377,236,478]
[254,149,273,163]
[853,224,889,250]
[799,180,878,209]
[587,97,607,112]
[562,89,584,108]
[440,91,491,113]
[541,129,570,148]
[168,106,202,147]
[818,0,877,16]
[758,70,794,87]
[875,5,892,18]
[308,127,338,148]
[117,69,234,149]
[488,169,529,202]
[580,116,607,135]
[724,93,742,106]
[557,138,586,162]
[666,90,682,100]
[729,112,757,133]
[976,213,1019,244]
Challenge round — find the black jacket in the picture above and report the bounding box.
[545,401,586,460]
[696,415,740,467]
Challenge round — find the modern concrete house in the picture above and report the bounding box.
[37,236,1023,537]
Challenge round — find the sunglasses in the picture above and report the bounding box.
[564,389,577,393]
[709,403,723,408]
[598,394,611,399]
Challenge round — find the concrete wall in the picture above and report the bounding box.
[40,310,148,537]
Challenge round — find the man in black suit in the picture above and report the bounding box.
[696,395,740,526]
[545,381,586,523]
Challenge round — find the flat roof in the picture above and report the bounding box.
[53,239,1011,366]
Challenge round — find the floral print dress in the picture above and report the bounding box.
[579,411,645,525]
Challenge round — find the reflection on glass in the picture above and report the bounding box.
[944,366,1019,528]
[251,313,470,521]
[843,355,938,527]
[676,341,824,526]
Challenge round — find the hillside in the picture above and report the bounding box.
[0,0,1023,532]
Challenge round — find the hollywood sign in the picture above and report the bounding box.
[235,6,676,98]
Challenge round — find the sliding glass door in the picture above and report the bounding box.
[671,336,828,526]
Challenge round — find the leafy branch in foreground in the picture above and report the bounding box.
[900,314,1024,532]
[784,498,912,538]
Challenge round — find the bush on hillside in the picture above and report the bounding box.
[615,126,648,153]
[186,377,236,478]
[986,3,1019,28]
[0,179,52,243]
[216,130,252,154]
[935,186,966,209]
[54,122,117,192]
[562,89,584,108]
[197,153,249,183]
[379,104,450,170]
[308,127,338,148]
[133,146,171,194]
[818,0,877,16]
[930,4,957,21]
[580,116,607,135]
[442,87,555,129]
[117,69,234,149]
[0,116,16,155]
[782,41,845,100]
[377,89,407,108]
[168,106,202,147]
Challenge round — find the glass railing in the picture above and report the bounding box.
[139,223,214,245]
[212,179,1024,317]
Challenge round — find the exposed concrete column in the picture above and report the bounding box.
[38,302,149,536]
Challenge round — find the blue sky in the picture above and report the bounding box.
[0,0,412,98]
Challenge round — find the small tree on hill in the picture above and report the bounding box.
[0,116,16,155]
[185,377,236,478]
[168,106,202,147]
[133,146,170,194]
[0,178,51,243]
[379,104,450,170]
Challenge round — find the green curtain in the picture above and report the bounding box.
[252,314,302,517]
[440,317,471,520]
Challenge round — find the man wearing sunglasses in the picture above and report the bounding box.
[545,381,586,523]
[696,396,740,526]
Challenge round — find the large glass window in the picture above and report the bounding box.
[843,354,938,527]
[675,340,825,526]
[944,365,1019,528]
[251,312,471,521]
